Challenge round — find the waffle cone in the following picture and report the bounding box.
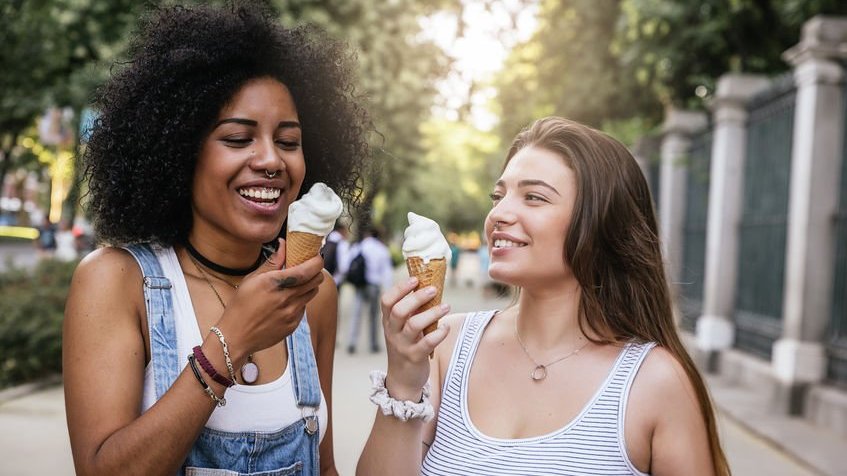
[286,231,324,267]
[406,256,447,335]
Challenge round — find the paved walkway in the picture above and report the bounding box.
[0,252,837,474]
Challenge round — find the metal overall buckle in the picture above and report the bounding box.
[301,407,318,435]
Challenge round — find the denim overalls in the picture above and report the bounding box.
[126,244,321,476]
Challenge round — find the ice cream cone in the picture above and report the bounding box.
[286,231,324,267]
[406,256,447,335]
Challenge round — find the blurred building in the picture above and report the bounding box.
[647,15,847,447]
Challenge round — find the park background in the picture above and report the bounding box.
[2,0,847,474]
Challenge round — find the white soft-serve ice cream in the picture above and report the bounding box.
[402,212,451,334]
[286,183,343,267]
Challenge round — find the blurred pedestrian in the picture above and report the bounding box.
[63,3,369,475]
[54,219,78,262]
[448,238,460,287]
[346,226,394,354]
[358,117,730,476]
[35,217,56,258]
[323,221,350,288]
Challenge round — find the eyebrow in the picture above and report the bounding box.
[213,118,302,129]
[495,179,561,196]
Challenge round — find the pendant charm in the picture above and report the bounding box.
[531,365,548,381]
[241,356,259,384]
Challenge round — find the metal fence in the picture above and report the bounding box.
[734,75,796,359]
[827,75,847,388]
[679,129,712,332]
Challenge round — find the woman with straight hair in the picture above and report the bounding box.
[357,116,730,475]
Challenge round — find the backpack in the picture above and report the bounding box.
[346,252,368,288]
[321,239,339,275]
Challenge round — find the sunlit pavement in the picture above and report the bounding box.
[0,251,822,475]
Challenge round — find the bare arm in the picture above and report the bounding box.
[64,245,325,475]
[635,348,716,476]
[306,270,340,476]
[356,278,452,476]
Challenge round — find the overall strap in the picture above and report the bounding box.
[123,244,179,400]
[286,314,321,434]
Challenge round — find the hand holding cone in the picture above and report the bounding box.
[402,212,452,335]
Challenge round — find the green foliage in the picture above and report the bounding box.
[0,259,78,389]
[619,0,847,107]
[494,0,663,144]
[275,0,455,233]
[380,118,501,234]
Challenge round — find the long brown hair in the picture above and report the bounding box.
[507,117,730,476]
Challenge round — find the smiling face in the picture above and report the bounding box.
[484,145,578,288]
[190,77,305,246]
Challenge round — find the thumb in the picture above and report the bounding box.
[256,238,286,273]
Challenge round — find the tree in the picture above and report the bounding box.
[276,0,455,236]
[494,0,663,145]
[619,0,847,107]
[0,0,147,221]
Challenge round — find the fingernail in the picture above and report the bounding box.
[426,286,437,295]
[408,277,418,286]
[440,303,450,312]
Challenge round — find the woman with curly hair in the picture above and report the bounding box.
[63,3,368,475]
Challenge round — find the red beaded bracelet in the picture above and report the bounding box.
[193,345,235,388]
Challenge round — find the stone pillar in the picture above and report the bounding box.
[773,16,847,414]
[659,109,708,287]
[696,74,770,371]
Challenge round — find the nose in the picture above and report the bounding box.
[249,139,285,176]
[486,196,516,231]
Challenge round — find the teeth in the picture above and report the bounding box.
[494,239,525,248]
[238,187,281,200]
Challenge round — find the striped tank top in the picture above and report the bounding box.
[421,310,656,476]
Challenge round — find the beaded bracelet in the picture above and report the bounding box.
[368,370,434,422]
[187,354,226,407]
[193,345,235,388]
[209,326,238,384]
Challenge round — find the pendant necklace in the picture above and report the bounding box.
[514,315,589,382]
[187,253,259,384]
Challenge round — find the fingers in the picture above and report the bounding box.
[402,303,450,339]
[385,285,439,334]
[381,277,420,313]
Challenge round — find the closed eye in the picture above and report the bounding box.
[489,192,502,203]
[221,137,251,146]
[276,140,301,151]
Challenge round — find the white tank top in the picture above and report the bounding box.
[140,246,327,441]
[422,310,654,475]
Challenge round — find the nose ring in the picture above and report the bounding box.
[265,170,278,179]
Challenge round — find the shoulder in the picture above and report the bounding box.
[65,246,146,332]
[433,311,481,369]
[628,345,705,428]
[71,246,143,290]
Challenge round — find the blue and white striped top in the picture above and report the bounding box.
[421,310,655,476]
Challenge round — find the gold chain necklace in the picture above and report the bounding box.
[187,253,259,384]
[514,315,589,382]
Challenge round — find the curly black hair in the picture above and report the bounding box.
[83,2,370,245]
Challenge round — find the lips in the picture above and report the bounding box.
[238,186,282,203]
[491,231,528,249]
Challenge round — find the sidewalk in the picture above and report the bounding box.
[0,252,842,474]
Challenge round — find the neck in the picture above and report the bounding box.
[184,233,266,275]
[515,278,585,349]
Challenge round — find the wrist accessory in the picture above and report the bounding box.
[209,326,238,383]
[187,354,226,407]
[368,370,434,422]
[193,345,235,388]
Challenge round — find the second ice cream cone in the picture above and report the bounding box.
[406,256,447,335]
[286,231,324,267]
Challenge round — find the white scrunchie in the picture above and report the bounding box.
[369,370,434,423]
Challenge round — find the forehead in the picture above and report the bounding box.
[500,146,574,185]
[219,77,298,118]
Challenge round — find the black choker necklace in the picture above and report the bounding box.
[184,241,265,276]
